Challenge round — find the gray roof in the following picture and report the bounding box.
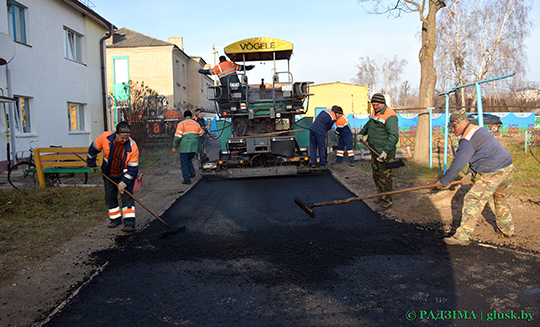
[107,28,171,48]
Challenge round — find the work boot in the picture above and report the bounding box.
[190,172,196,178]
[496,230,515,238]
[121,225,136,233]
[374,203,391,212]
[373,197,382,204]
[107,219,121,228]
[182,180,191,185]
[349,162,355,167]
[443,236,470,246]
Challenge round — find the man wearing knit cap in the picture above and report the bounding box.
[87,121,140,233]
[439,109,515,246]
[309,105,344,166]
[359,93,399,212]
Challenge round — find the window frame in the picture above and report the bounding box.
[67,102,86,132]
[7,0,27,44]
[14,96,32,135]
[64,27,82,63]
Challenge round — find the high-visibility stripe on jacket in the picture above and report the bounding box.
[87,131,139,185]
[211,61,242,78]
[309,109,338,135]
[335,115,352,136]
[173,117,204,153]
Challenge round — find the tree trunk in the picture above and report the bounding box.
[414,0,445,163]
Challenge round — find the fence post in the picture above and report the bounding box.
[428,107,434,168]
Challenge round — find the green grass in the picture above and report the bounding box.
[0,187,104,283]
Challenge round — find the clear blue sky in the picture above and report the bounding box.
[88,0,540,91]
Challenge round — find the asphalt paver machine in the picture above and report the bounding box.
[201,37,325,178]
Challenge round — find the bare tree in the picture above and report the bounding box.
[382,55,408,95]
[471,0,531,82]
[435,0,480,106]
[398,80,411,107]
[358,0,447,163]
[352,57,379,90]
[436,0,533,108]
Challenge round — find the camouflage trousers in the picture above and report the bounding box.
[370,156,394,206]
[454,164,515,240]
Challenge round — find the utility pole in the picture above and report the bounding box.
[212,44,218,86]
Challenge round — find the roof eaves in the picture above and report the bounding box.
[60,0,116,30]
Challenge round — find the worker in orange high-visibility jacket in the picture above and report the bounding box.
[198,56,254,90]
[172,110,204,185]
[334,113,355,167]
[87,121,139,233]
[309,106,343,166]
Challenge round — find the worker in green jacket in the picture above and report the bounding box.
[359,93,399,212]
[172,110,204,184]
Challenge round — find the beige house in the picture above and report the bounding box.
[307,82,369,117]
[105,28,213,127]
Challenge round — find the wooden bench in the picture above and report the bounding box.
[33,147,103,188]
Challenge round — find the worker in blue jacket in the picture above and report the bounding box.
[309,106,343,166]
[439,109,514,246]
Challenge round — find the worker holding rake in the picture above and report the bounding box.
[440,109,515,246]
[359,93,399,212]
[87,121,140,233]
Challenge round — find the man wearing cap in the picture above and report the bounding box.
[439,109,514,246]
[87,121,140,233]
[359,93,399,212]
[309,105,344,167]
[173,110,204,184]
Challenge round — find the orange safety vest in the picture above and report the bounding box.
[371,106,397,124]
[211,61,241,78]
[335,115,351,130]
[89,131,139,181]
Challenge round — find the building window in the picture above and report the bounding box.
[14,96,31,134]
[67,103,85,131]
[175,60,180,85]
[182,63,186,86]
[7,1,26,44]
[64,28,82,62]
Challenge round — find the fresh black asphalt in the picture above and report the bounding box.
[45,173,539,326]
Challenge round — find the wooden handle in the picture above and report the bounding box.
[73,153,173,229]
[311,180,466,208]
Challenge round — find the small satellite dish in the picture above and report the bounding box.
[0,33,16,65]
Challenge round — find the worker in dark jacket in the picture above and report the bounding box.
[440,109,515,246]
[87,121,139,233]
[359,93,399,212]
[309,105,343,167]
[334,113,355,167]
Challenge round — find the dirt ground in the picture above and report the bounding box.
[1,158,539,326]
[329,159,540,254]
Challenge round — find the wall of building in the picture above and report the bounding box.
[307,82,369,117]
[0,0,108,170]
[187,57,214,112]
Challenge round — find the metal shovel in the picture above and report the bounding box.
[359,138,405,169]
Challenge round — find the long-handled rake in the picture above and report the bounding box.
[295,180,466,218]
[73,153,186,238]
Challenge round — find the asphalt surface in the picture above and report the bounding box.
[45,173,539,326]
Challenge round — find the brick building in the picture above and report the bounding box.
[105,28,213,128]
